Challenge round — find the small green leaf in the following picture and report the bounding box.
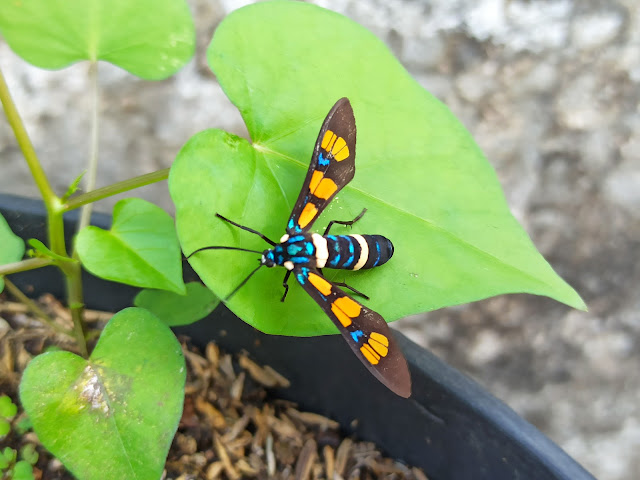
[2,447,16,463]
[76,198,185,294]
[170,1,584,337]
[19,308,186,480]
[19,444,38,466]
[0,213,25,293]
[0,419,9,437]
[12,460,35,480]
[14,417,32,436]
[0,447,14,469]
[0,0,195,80]
[61,171,86,202]
[0,396,17,419]
[27,239,73,263]
[134,282,219,327]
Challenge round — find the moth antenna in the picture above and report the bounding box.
[224,263,263,302]
[216,213,277,246]
[187,245,263,259]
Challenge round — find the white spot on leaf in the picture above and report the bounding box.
[76,365,109,415]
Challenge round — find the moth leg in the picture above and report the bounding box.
[323,208,367,236]
[332,280,370,300]
[280,270,292,302]
[216,213,276,246]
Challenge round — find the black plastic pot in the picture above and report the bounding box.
[0,193,595,480]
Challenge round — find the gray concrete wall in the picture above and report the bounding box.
[1,1,638,478]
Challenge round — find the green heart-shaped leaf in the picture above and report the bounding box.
[19,308,185,480]
[170,2,585,337]
[0,212,25,293]
[134,281,219,326]
[0,0,194,80]
[76,198,185,294]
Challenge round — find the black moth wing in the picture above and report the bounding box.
[293,266,411,398]
[286,98,357,234]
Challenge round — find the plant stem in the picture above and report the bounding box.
[63,168,170,211]
[0,258,54,276]
[76,62,100,236]
[64,262,88,357]
[0,66,67,256]
[3,278,73,337]
[0,64,87,355]
[0,67,57,209]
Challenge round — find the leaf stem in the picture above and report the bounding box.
[3,278,72,337]
[63,168,171,211]
[76,61,100,236]
[0,258,54,276]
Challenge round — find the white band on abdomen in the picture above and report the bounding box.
[312,233,329,269]
[351,234,369,270]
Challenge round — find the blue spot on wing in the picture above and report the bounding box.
[318,152,330,166]
[351,330,365,343]
[296,266,310,285]
[287,218,302,233]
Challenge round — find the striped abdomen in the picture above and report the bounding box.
[320,234,394,270]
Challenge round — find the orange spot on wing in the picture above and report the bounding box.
[333,297,361,318]
[331,304,352,327]
[330,296,361,328]
[333,144,350,161]
[331,137,350,161]
[321,130,334,149]
[309,170,323,193]
[332,136,346,154]
[326,133,337,152]
[361,344,380,365]
[314,178,338,200]
[308,273,332,296]
[368,335,389,357]
[298,203,318,228]
[369,332,389,347]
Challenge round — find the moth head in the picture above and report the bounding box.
[261,249,276,268]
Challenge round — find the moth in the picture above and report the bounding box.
[190,98,411,398]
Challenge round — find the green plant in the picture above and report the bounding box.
[0,0,586,479]
[0,396,18,437]
[0,396,37,480]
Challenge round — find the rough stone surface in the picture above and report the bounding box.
[1,1,638,479]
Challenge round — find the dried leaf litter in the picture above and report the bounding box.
[0,296,428,479]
